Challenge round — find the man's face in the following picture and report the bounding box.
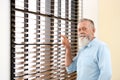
[77,21,95,47]
[77,21,95,40]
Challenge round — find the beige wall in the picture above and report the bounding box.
[99,0,120,80]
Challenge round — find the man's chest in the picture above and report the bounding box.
[77,47,98,67]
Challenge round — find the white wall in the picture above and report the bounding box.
[82,0,98,36]
[0,0,10,80]
[99,0,120,79]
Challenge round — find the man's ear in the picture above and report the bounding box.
[93,28,95,33]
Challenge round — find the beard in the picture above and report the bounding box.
[79,36,90,48]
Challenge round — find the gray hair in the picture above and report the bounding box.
[79,18,95,28]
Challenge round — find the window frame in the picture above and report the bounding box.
[10,0,80,79]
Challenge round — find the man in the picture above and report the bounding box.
[61,18,112,80]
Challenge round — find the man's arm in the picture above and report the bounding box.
[61,35,72,67]
[98,44,112,80]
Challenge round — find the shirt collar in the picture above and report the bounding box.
[86,37,97,48]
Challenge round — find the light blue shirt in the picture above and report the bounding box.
[66,38,112,80]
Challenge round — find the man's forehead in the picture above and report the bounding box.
[78,21,90,27]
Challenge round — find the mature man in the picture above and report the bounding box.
[61,18,112,80]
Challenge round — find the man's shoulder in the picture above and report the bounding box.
[93,38,107,47]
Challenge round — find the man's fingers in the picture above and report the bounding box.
[61,35,68,45]
[61,35,65,39]
[61,35,67,39]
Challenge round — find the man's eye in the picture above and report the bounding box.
[82,27,86,31]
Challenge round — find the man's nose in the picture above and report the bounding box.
[79,30,85,34]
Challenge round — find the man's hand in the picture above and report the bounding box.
[61,35,72,67]
[61,35,70,49]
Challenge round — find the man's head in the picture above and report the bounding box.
[77,18,95,47]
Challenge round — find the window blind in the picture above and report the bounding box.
[11,0,80,80]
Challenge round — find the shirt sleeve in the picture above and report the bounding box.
[98,44,112,80]
[66,56,77,74]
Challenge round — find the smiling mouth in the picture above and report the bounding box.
[79,33,86,37]
[79,34,86,37]
[80,35,86,37]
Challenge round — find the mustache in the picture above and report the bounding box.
[78,34,91,40]
[78,33,86,37]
